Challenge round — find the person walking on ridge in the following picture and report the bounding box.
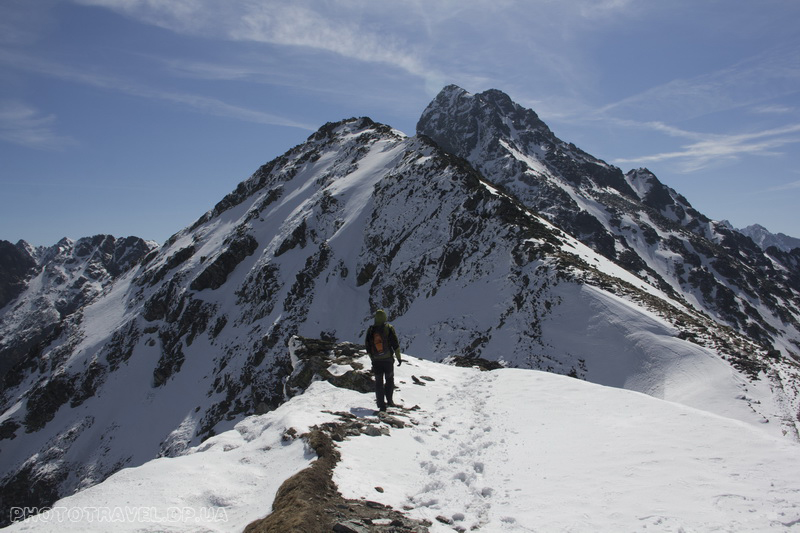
[365,309,402,412]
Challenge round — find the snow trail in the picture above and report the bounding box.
[410,370,499,528]
[334,355,800,532]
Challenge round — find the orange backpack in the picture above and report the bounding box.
[371,325,388,356]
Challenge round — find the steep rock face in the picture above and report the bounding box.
[624,168,700,223]
[417,85,800,359]
[0,235,156,384]
[1,105,798,523]
[0,241,37,309]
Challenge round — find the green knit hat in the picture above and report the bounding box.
[374,309,387,325]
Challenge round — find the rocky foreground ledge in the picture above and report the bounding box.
[244,408,431,533]
[245,336,436,532]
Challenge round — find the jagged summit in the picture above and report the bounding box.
[418,87,709,225]
[418,85,554,166]
[624,167,700,221]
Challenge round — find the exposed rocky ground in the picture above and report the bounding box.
[246,337,432,533]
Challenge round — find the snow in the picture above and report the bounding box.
[539,284,792,438]
[336,356,800,532]
[0,400,22,425]
[7,353,800,532]
[498,138,549,176]
[4,115,799,532]
[64,271,136,370]
[625,168,655,199]
[3,381,355,533]
[326,138,406,241]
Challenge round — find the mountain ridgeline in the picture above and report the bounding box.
[417,86,800,351]
[0,86,798,523]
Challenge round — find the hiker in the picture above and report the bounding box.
[365,309,402,412]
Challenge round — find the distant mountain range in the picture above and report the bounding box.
[0,236,156,379]
[734,223,800,253]
[1,85,798,525]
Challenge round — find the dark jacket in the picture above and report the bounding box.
[366,323,400,360]
[365,309,401,362]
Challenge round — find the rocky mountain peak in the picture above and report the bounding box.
[418,86,635,201]
[417,85,552,160]
[307,116,401,144]
[739,223,800,253]
[624,167,701,224]
[417,85,798,358]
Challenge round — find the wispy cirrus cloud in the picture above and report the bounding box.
[0,0,59,46]
[0,100,75,150]
[766,179,800,192]
[231,5,427,75]
[594,41,800,172]
[613,122,800,172]
[68,0,659,109]
[599,44,800,123]
[75,0,443,88]
[159,58,266,82]
[0,49,316,130]
[752,104,796,115]
[73,0,647,98]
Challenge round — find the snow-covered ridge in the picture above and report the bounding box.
[6,341,799,532]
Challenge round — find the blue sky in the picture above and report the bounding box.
[2,0,799,246]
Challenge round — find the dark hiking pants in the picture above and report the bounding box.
[371,358,394,409]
